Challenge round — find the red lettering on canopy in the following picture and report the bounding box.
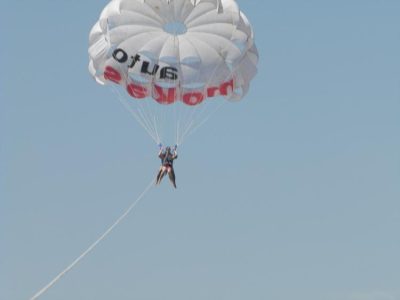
[104,66,122,84]
[220,79,234,96]
[127,83,147,99]
[153,85,177,104]
[206,79,234,98]
[104,77,235,103]
[183,92,204,106]
[207,86,220,98]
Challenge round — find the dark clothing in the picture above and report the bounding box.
[159,151,177,167]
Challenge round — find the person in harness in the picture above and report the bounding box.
[156,144,178,188]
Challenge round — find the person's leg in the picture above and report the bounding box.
[156,167,163,184]
[168,167,177,188]
[158,166,167,184]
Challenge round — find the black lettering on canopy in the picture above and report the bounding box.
[112,49,179,80]
[129,54,141,68]
[141,61,160,75]
[112,48,128,63]
[160,67,178,80]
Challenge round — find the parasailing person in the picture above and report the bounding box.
[156,144,178,188]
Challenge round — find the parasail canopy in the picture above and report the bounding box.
[89,0,258,106]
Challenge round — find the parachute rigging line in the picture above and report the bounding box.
[178,99,226,145]
[111,85,161,144]
[30,178,155,300]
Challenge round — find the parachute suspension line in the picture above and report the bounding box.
[176,57,226,146]
[135,105,154,135]
[174,100,178,146]
[120,70,162,145]
[30,178,155,300]
[177,56,239,145]
[173,30,182,147]
[112,86,156,140]
[112,86,154,140]
[120,68,164,145]
[112,86,160,144]
[176,119,181,147]
[140,83,162,144]
[153,115,161,144]
[180,100,226,143]
[151,101,162,143]
[136,104,159,142]
[175,38,207,145]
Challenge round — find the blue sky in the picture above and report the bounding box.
[1,1,400,299]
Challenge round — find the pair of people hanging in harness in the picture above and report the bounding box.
[156,144,178,188]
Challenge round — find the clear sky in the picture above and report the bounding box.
[1,1,400,299]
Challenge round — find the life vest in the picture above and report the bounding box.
[161,153,174,166]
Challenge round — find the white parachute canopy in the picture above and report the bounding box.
[89,0,258,145]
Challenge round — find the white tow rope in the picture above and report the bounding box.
[30,179,155,300]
